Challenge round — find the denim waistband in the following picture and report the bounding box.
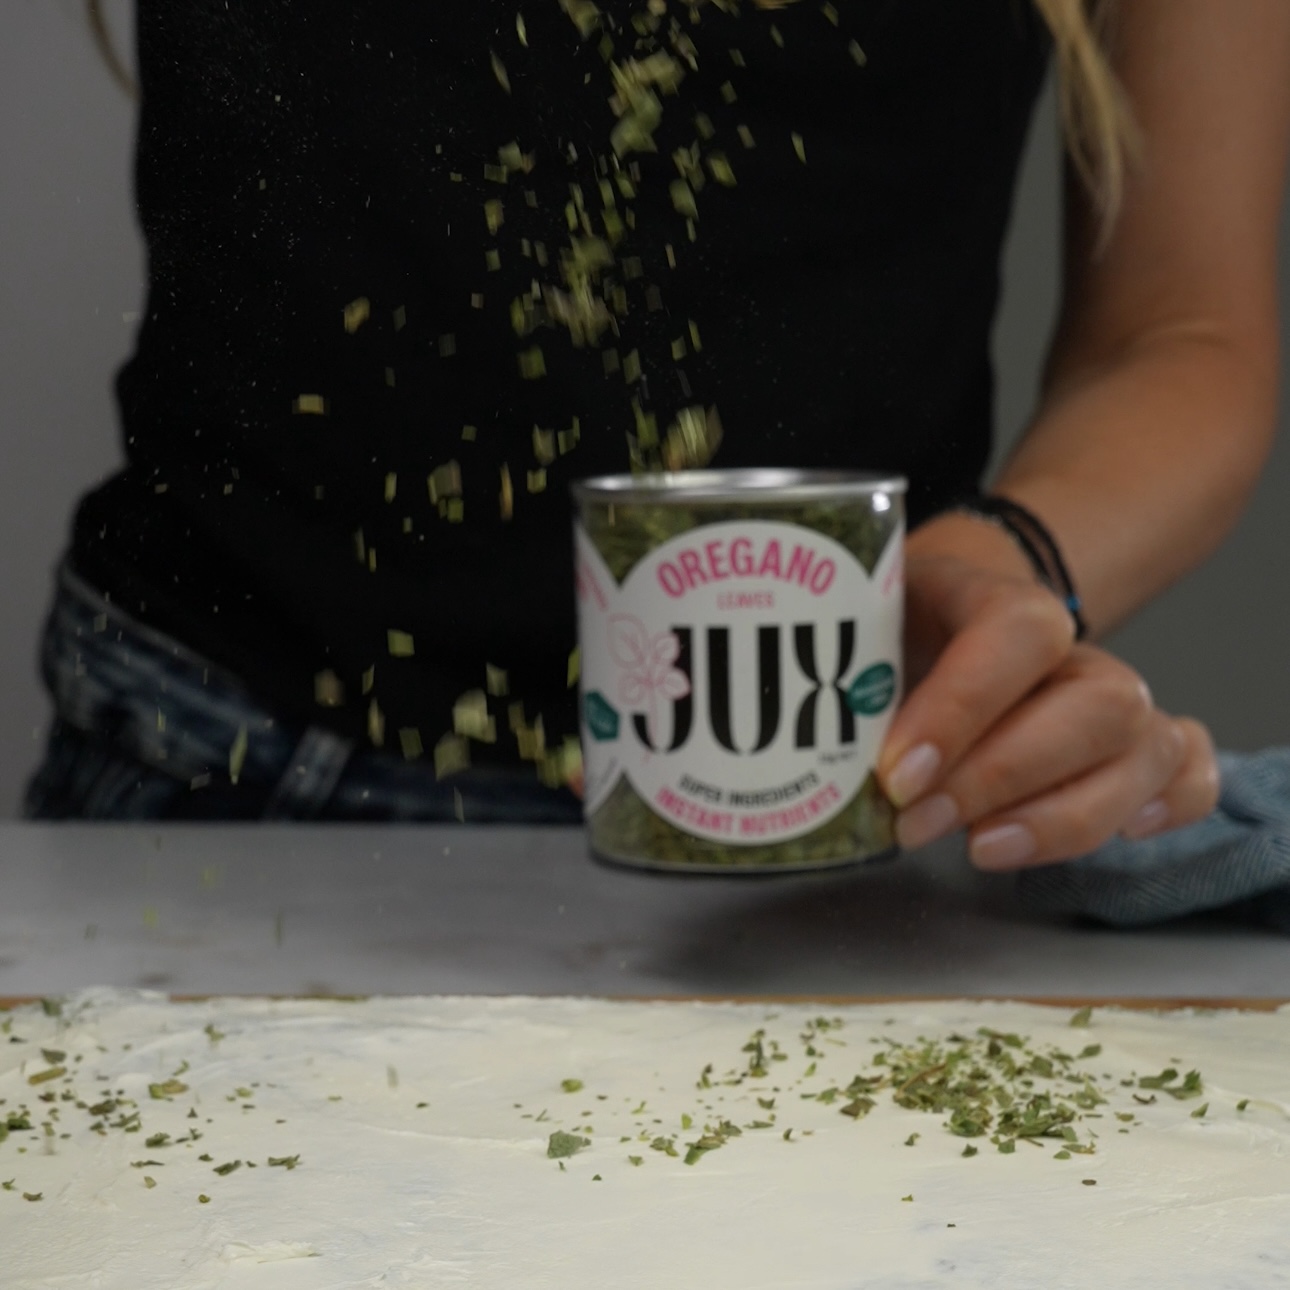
[37,565,581,823]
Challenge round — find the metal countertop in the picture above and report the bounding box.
[1,824,1285,1000]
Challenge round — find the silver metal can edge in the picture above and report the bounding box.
[572,468,908,508]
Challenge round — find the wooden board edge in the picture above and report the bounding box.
[3,994,1287,1013]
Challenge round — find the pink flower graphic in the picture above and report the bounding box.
[608,614,690,746]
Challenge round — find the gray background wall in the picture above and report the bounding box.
[1,1,1287,816]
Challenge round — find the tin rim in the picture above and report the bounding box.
[571,468,907,506]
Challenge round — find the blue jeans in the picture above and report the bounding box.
[25,566,584,824]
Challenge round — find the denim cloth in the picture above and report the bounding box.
[25,566,583,825]
[1017,749,1290,931]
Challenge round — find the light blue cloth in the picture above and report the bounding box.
[1017,749,1290,930]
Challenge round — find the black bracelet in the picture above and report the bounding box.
[952,493,1089,641]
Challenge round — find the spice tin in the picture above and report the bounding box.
[572,469,906,873]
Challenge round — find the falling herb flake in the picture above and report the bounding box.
[343,298,370,333]
[669,180,698,220]
[387,630,416,658]
[368,699,386,748]
[707,154,736,186]
[1170,1071,1205,1100]
[225,723,249,785]
[1069,1007,1094,1028]
[840,1097,875,1120]
[27,1067,65,1086]
[683,1135,725,1165]
[518,346,547,380]
[433,733,470,778]
[561,1079,584,1094]
[547,1132,591,1160]
[791,132,806,163]
[1138,1068,1177,1090]
[314,669,345,708]
[490,50,511,93]
[1138,1068,1204,1100]
[499,464,514,520]
[268,1155,301,1170]
[1191,1103,1209,1119]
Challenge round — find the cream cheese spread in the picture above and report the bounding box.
[2,992,1288,1288]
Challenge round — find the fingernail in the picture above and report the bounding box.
[896,793,960,852]
[970,823,1037,870]
[886,743,942,807]
[1122,798,1169,840]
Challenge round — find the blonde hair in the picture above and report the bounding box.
[86,0,136,98]
[1032,0,1138,232]
[88,0,1135,224]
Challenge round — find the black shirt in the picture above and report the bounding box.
[72,0,1050,760]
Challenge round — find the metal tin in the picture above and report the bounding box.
[572,469,907,873]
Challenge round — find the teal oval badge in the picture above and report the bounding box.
[584,690,621,742]
[847,663,897,717]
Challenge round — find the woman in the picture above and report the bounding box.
[32,0,1289,874]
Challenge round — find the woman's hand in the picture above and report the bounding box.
[877,2,1290,870]
[875,517,1220,870]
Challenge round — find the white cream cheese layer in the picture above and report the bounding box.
[2,992,1288,1289]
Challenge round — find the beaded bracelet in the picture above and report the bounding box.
[953,493,1089,641]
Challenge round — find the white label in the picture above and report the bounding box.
[575,518,903,844]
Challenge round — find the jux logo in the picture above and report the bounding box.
[630,622,859,755]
